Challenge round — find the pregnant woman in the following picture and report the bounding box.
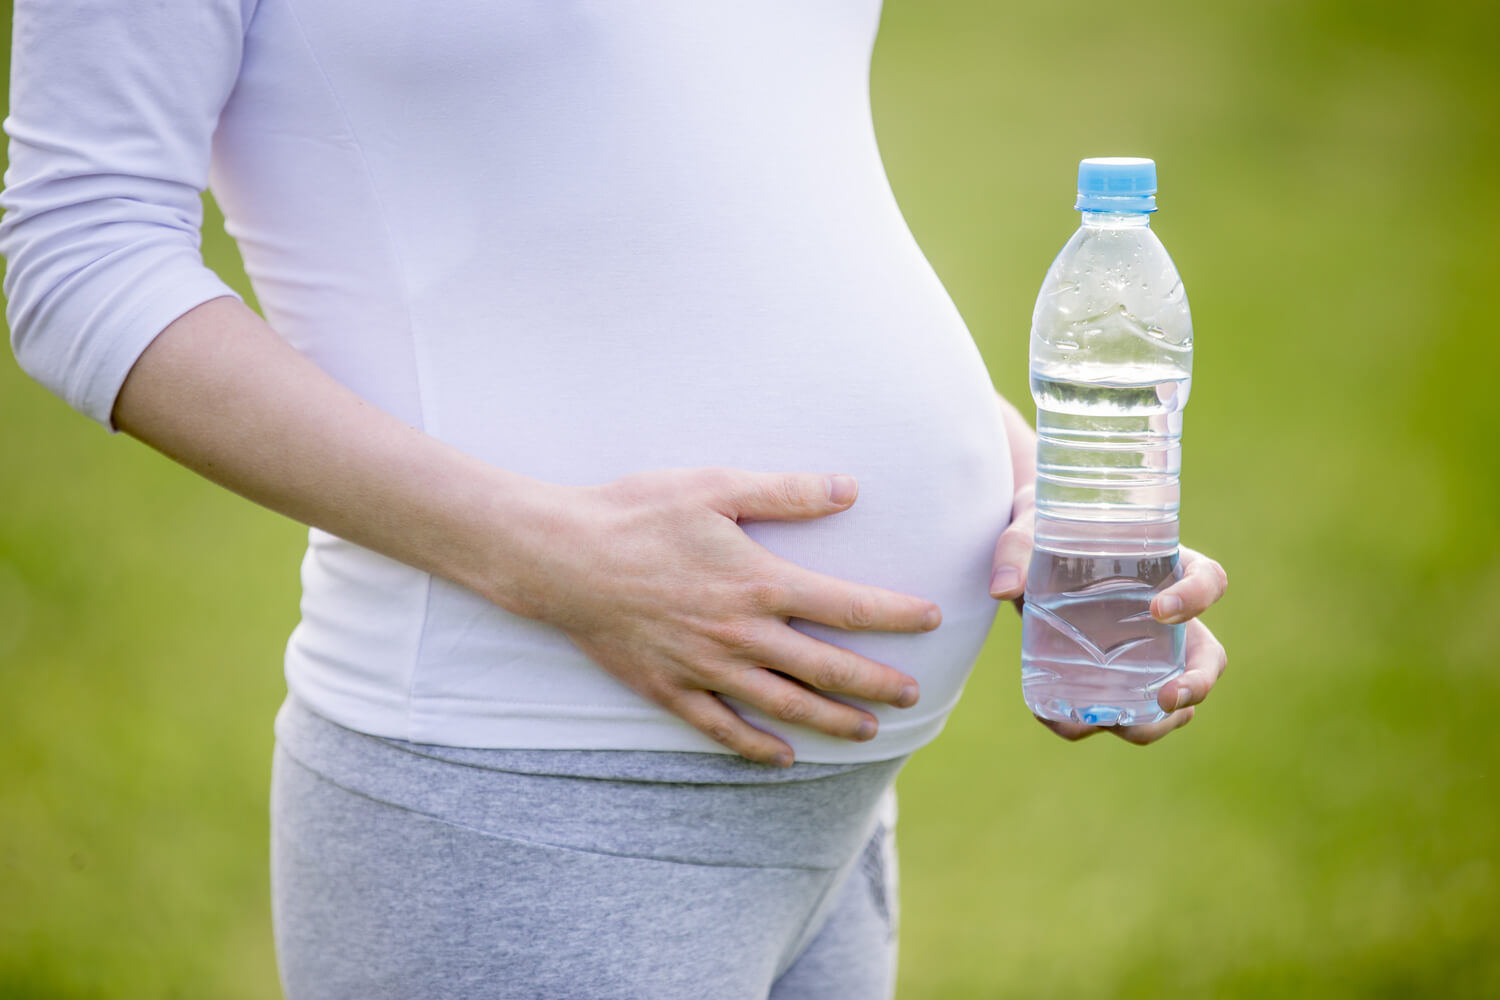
[2,1,1226,996]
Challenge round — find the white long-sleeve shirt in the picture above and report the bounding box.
[2,0,1013,761]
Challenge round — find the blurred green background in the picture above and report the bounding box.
[3,0,1497,996]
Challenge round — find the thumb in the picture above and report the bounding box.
[990,491,1035,603]
[709,470,859,523]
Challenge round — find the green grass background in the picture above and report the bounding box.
[3,1,1497,996]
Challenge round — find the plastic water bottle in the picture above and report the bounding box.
[1021,157,1193,726]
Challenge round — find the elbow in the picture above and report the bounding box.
[0,210,76,412]
[0,188,236,429]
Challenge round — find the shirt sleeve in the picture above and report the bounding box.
[0,0,260,429]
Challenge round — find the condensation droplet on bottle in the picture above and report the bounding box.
[1147,325,1166,340]
[1056,339,1080,351]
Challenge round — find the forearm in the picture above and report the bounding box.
[112,296,563,615]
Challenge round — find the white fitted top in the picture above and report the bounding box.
[1,0,1013,761]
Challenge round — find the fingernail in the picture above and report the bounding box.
[1156,594,1183,622]
[771,753,794,768]
[897,684,919,708]
[827,475,857,505]
[990,567,1020,597]
[1173,686,1192,711]
[856,718,878,741]
[922,607,942,630]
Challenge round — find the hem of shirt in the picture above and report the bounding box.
[284,676,959,766]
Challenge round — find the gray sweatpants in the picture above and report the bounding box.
[271,696,908,999]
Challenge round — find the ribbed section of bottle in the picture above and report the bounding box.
[1032,383,1182,551]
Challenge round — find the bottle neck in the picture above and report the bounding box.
[1079,211,1152,229]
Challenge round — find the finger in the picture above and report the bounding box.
[1111,705,1195,746]
[775,564,942,636]
[754,627,920,708]
[707,469,860,523]
[1156,618,1228,713]
[667,689,796,766]
[1152,548,1228,624]
[989,505,1035,602]
[1035,715,1102,741]
[719,667,880,743]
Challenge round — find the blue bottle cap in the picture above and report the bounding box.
[1075,156,1157,213]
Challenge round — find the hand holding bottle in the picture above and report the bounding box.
[990,481,1228,744]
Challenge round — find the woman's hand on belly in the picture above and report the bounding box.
[500,467,942,766]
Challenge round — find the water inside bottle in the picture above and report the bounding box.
[1022,369,1189,725]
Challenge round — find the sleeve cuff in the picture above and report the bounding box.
[64,257,244,431]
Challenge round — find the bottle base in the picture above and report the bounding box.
[1026,694,1171,727]
[1020,547,1185,729]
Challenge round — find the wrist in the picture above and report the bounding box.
[438,462,588,620]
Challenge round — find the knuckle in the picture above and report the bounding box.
[603,471,652,505]
[699,466,735,488]
[691,657,733,683]
[993,534,1023,562]
[845,594,877,630]
[746,577,788,612]
[708,618,759,652]
[812,656,854,692]
[773,476,814,512]
[695,467,740,502]
[649,685,684,712]
[703,720,736,746]
[772,692,812,723]
[1002,526,1034,554]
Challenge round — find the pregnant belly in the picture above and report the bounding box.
[296,382,1013,763]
